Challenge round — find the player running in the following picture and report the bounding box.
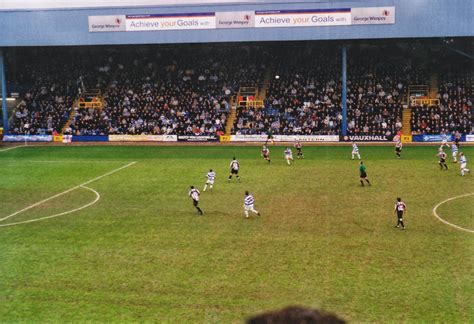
[284,147,293,165]
[228,157,241,181]
[189,186,203,215]
[352,142,361,160]
[265,130,274,145]
[451,141,458,163]
[243,191,260,218]
[261,145,271,163]
[395,140,402,158]
[459,152,470,176]
[203,169,216,191]
[437,148,448,170]
[440,131,449,149]
[394,197,407,230]
[359,161,371,186]
[294,140,304,159]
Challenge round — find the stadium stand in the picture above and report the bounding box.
[7,43,473,137]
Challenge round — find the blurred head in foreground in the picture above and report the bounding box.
[247,306,346,324]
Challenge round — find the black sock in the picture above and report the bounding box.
[360,180,364,186]
[196,207,203,214]
[400,221,405,228]
[366,179,371,184]
[445,164,448,170]
[397,153,400,157]
[228,175,232,180]
[268,159,271,163]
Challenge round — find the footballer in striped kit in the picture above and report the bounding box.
[243,191,260,218]
[203,169,216,191]
[284,147,293,165]
[459,152,470,176]
[352,142,361,160]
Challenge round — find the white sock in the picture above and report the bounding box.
[252,208,259,214]
[244,210,249,218]
[203,185,207,191]
[357,153,361,159]
[210,185,213,189]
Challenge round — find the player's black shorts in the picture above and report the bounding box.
[231,169,239,175]
[267,134,273,139]
[396,148,401,153]
[263,153,269,158]
[297,148,302,153]
[360,171,367,178]
[397,211,403,219]
[440,158,446,163]
[193,200,199,207]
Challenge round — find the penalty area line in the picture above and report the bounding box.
[432,193,474,234]
[0,186,100,228]
[0,145,25,152]
[0,161,136,224]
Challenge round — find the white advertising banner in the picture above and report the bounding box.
[109,135,177,141]
[125,13,215,31]
[88,6,395,32]
[276,135,339,142]
[254,8,351,28]
[231,135,267,142]
[351,7,395,25]
[216,11,254,29]
[231,135,339,142]
[466,135,474,142]
[88,15,126,32]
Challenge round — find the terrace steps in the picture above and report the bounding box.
[225,106,237,135]
[61,99,79,134]
[257,64,273,102]
[402,108,412,135]
[429,72,439,98]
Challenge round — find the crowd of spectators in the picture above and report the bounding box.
[9,48,110,135]
[234,45,423,136]
[8,43,472,137]
[343,46,425,136]
[411,69,472,135]
[234,46,342,135]
[67,45,266,135]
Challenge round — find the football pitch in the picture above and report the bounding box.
[0,145,472,322]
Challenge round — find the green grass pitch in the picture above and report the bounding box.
[0,145,473,322]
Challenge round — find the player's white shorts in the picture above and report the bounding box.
[285,155,293,160]
[453,152,458,158]
[206,180,215,185]
[460,163,467,169]
[244,204,255,211]
[442,140,447,146]
[352,150,359,154]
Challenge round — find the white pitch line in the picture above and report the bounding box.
[0,145,25,152]
[432,193,474,234]
[0,160,135,163]
[0,161,136,223]
[0,185,100,228]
